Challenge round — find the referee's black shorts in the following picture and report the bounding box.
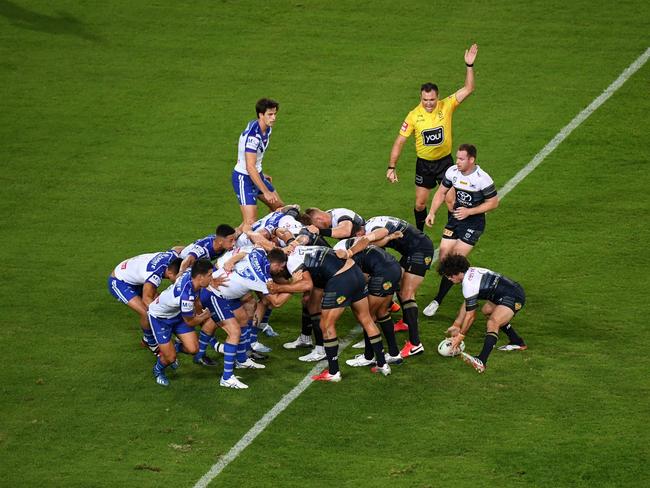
[415,154,454,189]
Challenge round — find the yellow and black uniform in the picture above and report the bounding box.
[400,94,459,189]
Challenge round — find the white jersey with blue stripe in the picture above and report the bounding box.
[148,271,196,319]
[210,248,271,300]
[234,119,271,175]
[253,211,302,234]
[113,251,178,288]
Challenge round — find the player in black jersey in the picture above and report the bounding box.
[438,255,527,373]
[423,144,499,317]
[333,237,403,366]
[363,216,435,357]
[267,246,391,381]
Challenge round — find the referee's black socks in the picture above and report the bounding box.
[414,207,428,232]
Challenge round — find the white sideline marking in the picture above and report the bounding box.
[193,329,361,488]
[193,47,649,488]
[499,47,650,199]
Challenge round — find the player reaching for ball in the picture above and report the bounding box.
[437,254,527,373]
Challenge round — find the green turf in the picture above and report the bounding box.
[1,1,649,487]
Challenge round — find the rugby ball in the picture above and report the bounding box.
[437,338,465,357]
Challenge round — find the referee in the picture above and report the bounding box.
[386,44,478,231]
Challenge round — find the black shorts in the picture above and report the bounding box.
[415,154,454,189]
[492,282,526,314]
[443,216,486,246]
[399,235,435,277]
[321,265,368,309]
[367,261,402,297]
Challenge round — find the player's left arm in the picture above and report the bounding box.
[451,303,477,349]
[142,283,158,307]
[453,195,499,220]
[267,270,314,294]
[454,43,478,104]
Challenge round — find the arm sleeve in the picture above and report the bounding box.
[398,111,415,138]
[245,135,261,153]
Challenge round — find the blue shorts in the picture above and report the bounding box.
[232,170,275,206]
[147,313,195,345]
[108,276,142,304]
[199,289,240,322]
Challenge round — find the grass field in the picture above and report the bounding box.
[2,1,650,487]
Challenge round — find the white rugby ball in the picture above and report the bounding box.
[437,338,465,357]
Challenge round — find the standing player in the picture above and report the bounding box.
[423,144,498,316]
[179,224,237,274]
[232,98,284,225]
[386,44,478,231]
[267,246,391,381]
[363,216,434,357]
[147,259,214,387]
[108,249,183,354]
[438,254,527,373]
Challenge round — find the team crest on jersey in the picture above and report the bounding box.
[421,127,444,146]
[424,257,432,265]
[383,281,392,290]
[515,302,522,311]
[336,296,346,305]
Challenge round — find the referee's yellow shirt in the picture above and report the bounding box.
[399,94,459,161]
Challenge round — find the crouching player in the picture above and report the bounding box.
[146,259,214,386]
[438,255,527,373]
[267,246,391,382]
[333,237,403,366]
[202,247,292,388]
[108,249,183,354]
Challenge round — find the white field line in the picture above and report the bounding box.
[193,47,649,488]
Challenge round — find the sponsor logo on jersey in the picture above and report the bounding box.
[383,281,392,290]
[401,121,409,131]
[181,300,194,311]
[421,127,444,146]
[457,191,472,203]
[336,296,346,305]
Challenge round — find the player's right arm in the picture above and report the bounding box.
[268,269,314,294]
[245,151,277,205]
[142,283,158,307]
[387,135,407,183]
[179,254,196,275]
[425,183,452,227]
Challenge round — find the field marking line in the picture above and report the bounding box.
[193,47,649,488]
[193,328,361,488]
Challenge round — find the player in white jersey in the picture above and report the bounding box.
[423,144,499,317]
[198,248,292,387]
[147,259,214,386]
[108,249,183,354]
[231,98,285,226]
[438,254,527,374]
[305,207,366,239]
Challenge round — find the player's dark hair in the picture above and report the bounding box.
[256,98,279,116]
[437,254,471,278]
[167,258,183,276]
[267,248,288,264]
[420,82,439,94]
[215,224,236,238]
[299,213,313,226]
[457,143,477,159]
[191,258,213,277]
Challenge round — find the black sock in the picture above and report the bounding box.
[434,276,455,304]
[414,207,428,232]
[401,299,420,345]
[477,332,499,364]
[368,333,386,366]
[362,330,373,360]
[377,314,399,356]
[324,337,340,375]
[311,313,324,346]
[500,323,525,345]
[301,306,312,336]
